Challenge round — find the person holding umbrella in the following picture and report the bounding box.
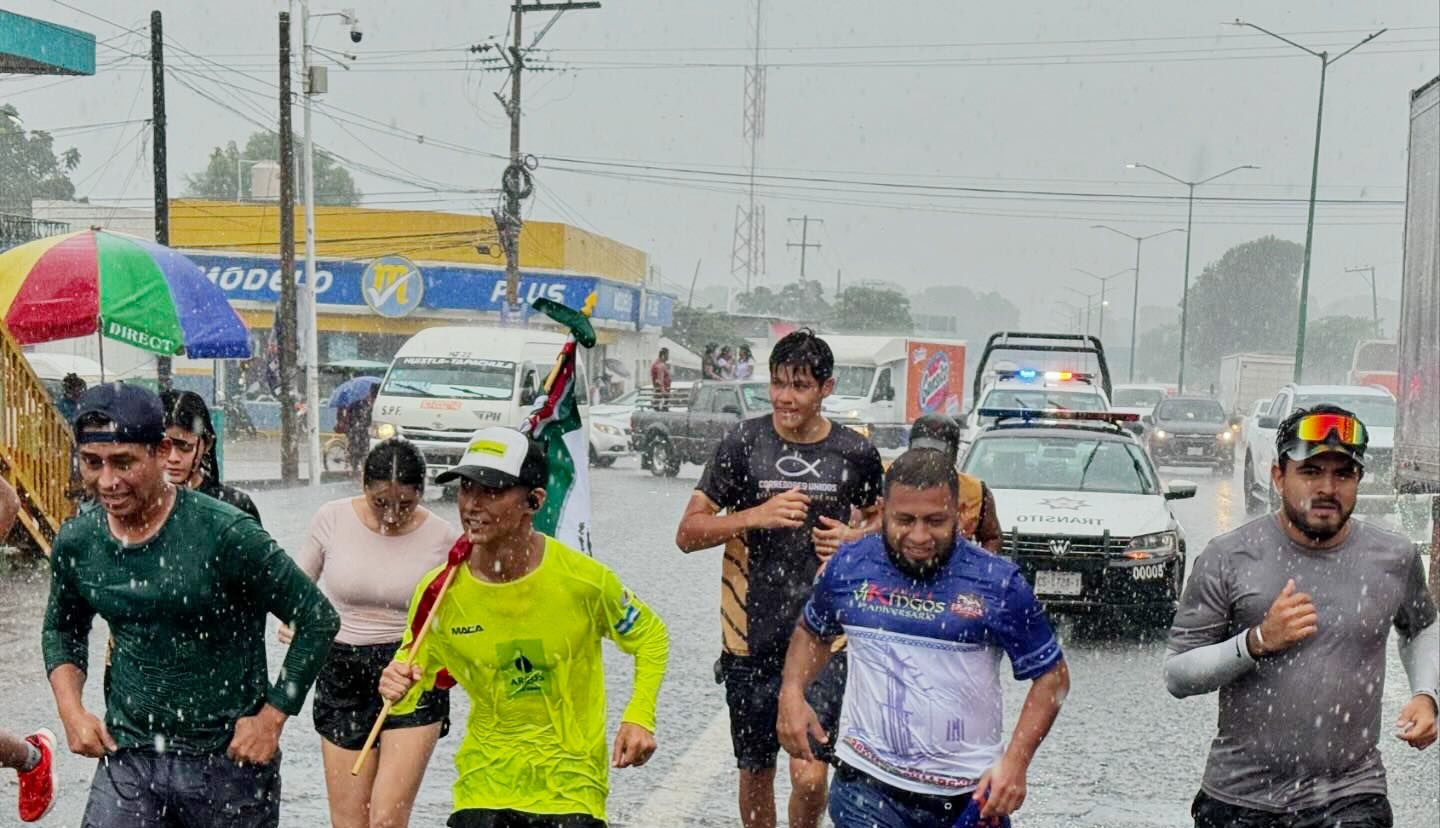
[332,376,383,475]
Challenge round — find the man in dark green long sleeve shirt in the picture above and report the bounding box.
[41,383,340,828]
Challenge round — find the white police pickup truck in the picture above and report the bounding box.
[960,408,1196,628]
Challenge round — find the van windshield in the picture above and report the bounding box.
[831,366,875,397]
[382,357,516,401]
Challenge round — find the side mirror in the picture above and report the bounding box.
[1142,414,1154,425]
[1165,480,1198,500]
[721,405,742,416]
[1257,415,1278,430]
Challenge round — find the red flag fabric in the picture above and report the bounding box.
[406,534,472,690]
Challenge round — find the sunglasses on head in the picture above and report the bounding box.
[1292,413,1367,446]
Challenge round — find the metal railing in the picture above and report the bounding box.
[0,322,76,554]
[0,213,71,252]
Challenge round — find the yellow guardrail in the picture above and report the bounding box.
[0,322,76,554]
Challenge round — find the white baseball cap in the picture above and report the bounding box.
[435,427,548,488]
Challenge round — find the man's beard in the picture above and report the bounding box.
[1282,494,1353,543]
[883,531,958,580]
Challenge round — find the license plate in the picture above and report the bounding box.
[1035,571,1083,596]
[1186,447,1205,457]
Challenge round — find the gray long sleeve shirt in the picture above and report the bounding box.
[1165,515,1436,813]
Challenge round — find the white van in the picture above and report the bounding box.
[369,326,589,478]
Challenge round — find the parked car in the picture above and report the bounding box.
[1144,396,1236,472]
[631,381,771,477]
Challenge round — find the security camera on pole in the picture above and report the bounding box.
[298,2,361,486]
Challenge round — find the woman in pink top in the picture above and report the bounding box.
[292,438,457,828]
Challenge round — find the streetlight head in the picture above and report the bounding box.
[1125,163,1139,169]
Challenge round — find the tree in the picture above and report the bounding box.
[829,285,912,334]
[666,306,743,357]
[1182,236,1303,387]
[0,104,82,214]
[183,131,360,204]
[1302,315,1375,384]
[735,280,828,320]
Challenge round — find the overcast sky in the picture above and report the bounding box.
[7,0,1437,330]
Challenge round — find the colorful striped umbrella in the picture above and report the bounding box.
[0,228,251,360]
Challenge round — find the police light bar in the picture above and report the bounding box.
[978,407,1140,423]
[993,369,1095,384]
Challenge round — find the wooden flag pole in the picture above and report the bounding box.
[350,563,460,776]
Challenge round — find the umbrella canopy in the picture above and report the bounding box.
[328,375,381,409]
[0,229,251,358]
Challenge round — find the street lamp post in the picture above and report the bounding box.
[1092,226,1186,381]
[1127,162,1259,392]
[1062,286,1103,335]
[1231,20,1384,382]
[298,1,361,486]
[1072,267,1131,341]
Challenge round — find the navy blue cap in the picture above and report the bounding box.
[73,383,166,445]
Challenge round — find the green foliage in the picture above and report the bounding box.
[0,104,82,213]
[666,306,744,356]
[183,131,360,205]
[830,285,913,334]
[1182,236,1304,386]
[735,280,829,320]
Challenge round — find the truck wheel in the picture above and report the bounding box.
[649,437,680,477]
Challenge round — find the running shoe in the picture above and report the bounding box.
[17,728,57,823]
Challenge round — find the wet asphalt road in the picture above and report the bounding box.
[1,459,1436,827]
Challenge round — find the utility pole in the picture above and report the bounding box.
[150,11,172,390]
[686,259,701,308]
[836,269,842,296]
[786,215,822,281]
[1345,265,1380,336]
[277,12,299,484]
[493,1,601,308]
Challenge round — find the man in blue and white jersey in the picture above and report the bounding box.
[778,448,1070,827]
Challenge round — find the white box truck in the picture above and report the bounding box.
[819,335,967,450]
[1395,75,1439,599]
[1217,353,1294,417]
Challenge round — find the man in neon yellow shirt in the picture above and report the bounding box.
[380,427,669,827]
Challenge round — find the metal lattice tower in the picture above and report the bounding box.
[730,0,765,290]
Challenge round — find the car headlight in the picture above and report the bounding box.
[1218,430,1233,442]
[1123,530,1179,560]
[1152,428,1168,440]
[595,423,623,437]
[371,421,398,439]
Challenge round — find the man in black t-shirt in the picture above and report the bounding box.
[677,330,884,828]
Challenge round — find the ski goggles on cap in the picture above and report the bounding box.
[1291,412,1368,447]
[1279,412,1368,467]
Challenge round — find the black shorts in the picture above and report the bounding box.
[448,809,605,828]
[1192,790,1393,828]
[718,651,847,771]
[313,641,450,750]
